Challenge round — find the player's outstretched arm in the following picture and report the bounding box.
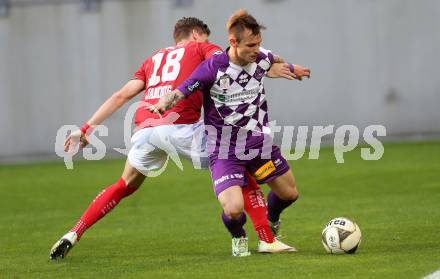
[64,79,145,152]
[148,89,185,115]
[273,54,285,63]
[267,63,295,80]
[265,51,311,80]
[267,62,311,80]
[86,79,145,126]
[290,64,311,80]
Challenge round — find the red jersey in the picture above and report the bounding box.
[134,41,221,128]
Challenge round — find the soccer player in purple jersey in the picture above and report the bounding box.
[152,10,311,256]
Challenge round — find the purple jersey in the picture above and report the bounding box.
[178,47,274,156]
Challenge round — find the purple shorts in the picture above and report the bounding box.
[209,145,290,196]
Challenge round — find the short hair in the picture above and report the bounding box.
[226,9,266,43]
[173,17,211,43]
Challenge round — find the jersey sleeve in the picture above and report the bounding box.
[198,42,223,60]
[177,59,217,97]
[133,59,149,82]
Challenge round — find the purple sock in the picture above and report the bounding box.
[267,191,295,222]
[221,211,247,238]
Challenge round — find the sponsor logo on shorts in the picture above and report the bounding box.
[254,160,276,181]
[274,158,282,167]
[214,173,244,186]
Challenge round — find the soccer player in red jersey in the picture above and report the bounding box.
[50,17,294,260]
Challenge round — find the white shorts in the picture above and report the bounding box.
[127,121,209,177]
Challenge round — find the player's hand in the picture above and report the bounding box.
[267,63,296,80]
[291,64,311,81]
[147,90,184,114]
[64,129,89,152]
[147,102,166,115]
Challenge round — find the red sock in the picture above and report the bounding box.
[242,172,275,243]
[70,178,138,240]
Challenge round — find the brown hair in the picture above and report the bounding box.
[226,9,265,43]
[173,17,211,43]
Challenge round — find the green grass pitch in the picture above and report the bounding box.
[0,141,439,278]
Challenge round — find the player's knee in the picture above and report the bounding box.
[223,204,244,220]
[289,178,299,200]
[290,190,299,202]
[285,186,299,202]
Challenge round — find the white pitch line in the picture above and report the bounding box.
[423,269,440,279]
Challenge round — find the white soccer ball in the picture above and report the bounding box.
[321,217,362,254]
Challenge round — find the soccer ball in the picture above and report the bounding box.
[321,217,362,254]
